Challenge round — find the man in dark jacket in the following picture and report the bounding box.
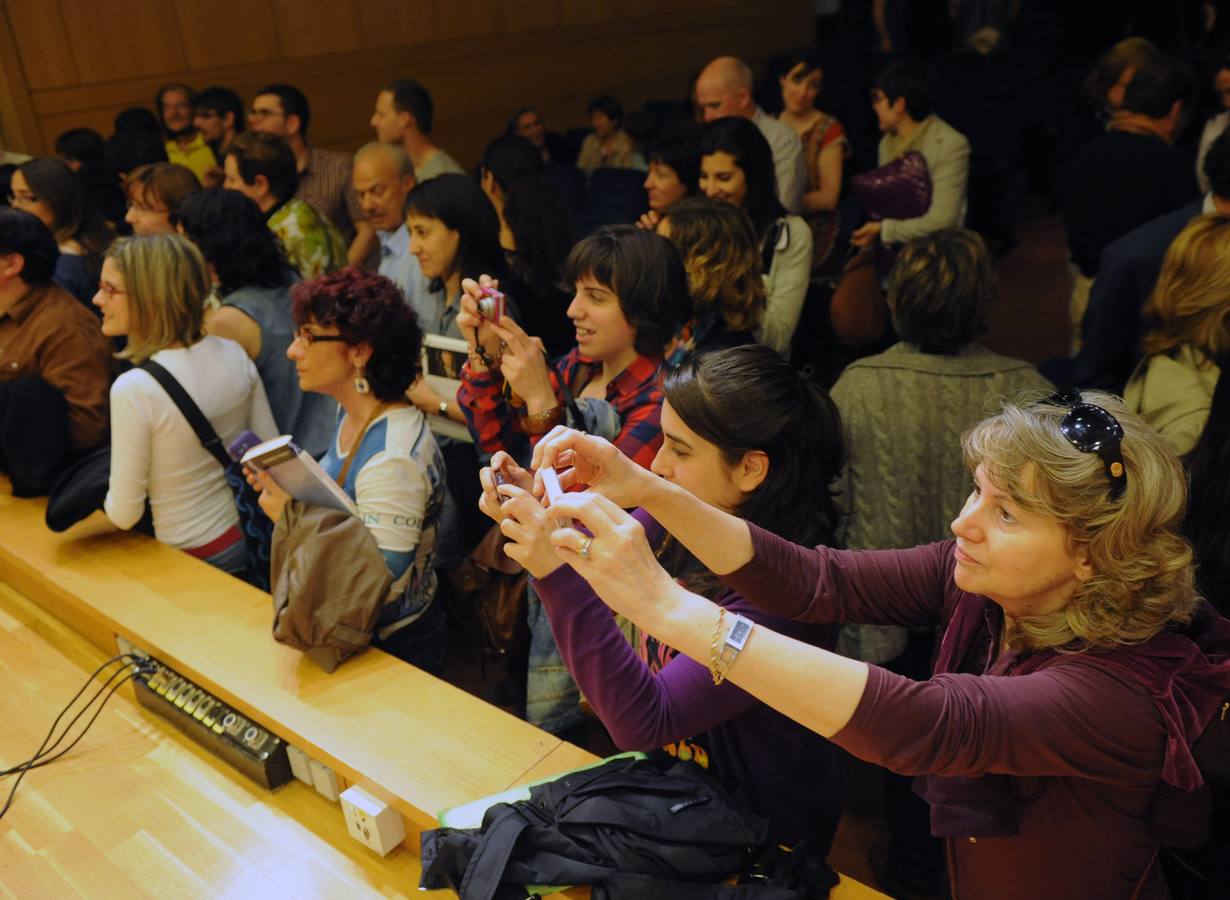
[0,208,112,495]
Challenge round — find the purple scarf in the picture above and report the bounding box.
[917,597,1230,845]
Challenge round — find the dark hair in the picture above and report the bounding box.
[699,117,784,238]
[780,46,823,77]
[386,79,434,134]
[226,132,299,201]
[105,130,167,177]
[57,128,125,224]
[659,345,845,596]
[564,225,691,357]
[113,106,162,136]
[291,268,423,401]
[255,83,311,139]
[1205,128,1230,198]
[588,95,623,126]
[1121,55,1195,119]
[480,134,573,284]
[195,86,246,134]
[0,164,17,205]
[876,58,937,121]
[0,207,60,285]
[1185,359,1230,614]
[54,128,106,166]
[16,158,114,255]
[645,124,702,197]
[887,227,994,354]
[405,173,503,289]
[178,188,292,294]
[505,105,538,134]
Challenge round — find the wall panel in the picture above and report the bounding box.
[0,0,811,166]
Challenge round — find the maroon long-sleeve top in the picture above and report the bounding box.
[723,526,1230,899]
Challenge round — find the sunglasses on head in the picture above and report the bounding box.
[1044,390,1126,498]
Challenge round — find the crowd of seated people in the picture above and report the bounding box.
[4,14,1230,897]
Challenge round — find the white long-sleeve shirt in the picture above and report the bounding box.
[105,336,276,549]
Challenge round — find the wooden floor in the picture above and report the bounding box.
[0,581,448,900]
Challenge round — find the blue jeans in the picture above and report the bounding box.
[203,538,252,577]
[525,583,583,734]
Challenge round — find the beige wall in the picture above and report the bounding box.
[0,0,810,168]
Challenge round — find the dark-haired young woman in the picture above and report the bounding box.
[479,134,575,358]
[457,225,690,470]
[250,267,447,672]
[11,158,114,306]
[481,345,847,883]
[700,118,810,357]
[404,172,511,427]
[637,126,701,231]
[179,188,337,458]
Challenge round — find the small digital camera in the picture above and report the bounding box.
[477,287,506,325]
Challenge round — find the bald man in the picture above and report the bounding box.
[695,55,806,214]
[352,142,426,307]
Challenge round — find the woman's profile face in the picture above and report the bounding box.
[651,399,749,512]
[699,152,748,209]
[407,212,460,282]
[9,171,56,230]
[780,63,822,115]
[566,275,637,366]
[93,258,131,338]
[286,317,357,398]
[644,161,688,212]
[950,464,1093,618]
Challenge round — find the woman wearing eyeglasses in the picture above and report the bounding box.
[526,391,1230,900]
[249,267,448,673]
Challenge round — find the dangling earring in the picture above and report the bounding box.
[354,365,370,395]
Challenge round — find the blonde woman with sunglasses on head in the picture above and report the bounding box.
[528,392,1230,900]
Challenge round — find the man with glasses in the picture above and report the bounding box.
[0,208,111,495]
[249,83,375,268]
[156,83,217,183]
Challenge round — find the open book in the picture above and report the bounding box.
[240,435,359,516]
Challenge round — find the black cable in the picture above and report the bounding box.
[1,660,152,777]
[0,654,142,777]
[0,668,142,821]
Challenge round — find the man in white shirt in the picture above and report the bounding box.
[352,142,426,309]
[694,56,806,214]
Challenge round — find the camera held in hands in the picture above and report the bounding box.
[477,287,506,325]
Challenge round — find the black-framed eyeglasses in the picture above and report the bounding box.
[1045,390,1127,498]
[293,328,346,347]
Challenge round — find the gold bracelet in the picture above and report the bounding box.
[710,610,754,686]
[708,607,727,685]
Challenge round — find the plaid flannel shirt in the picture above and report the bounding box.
[458,349,665,469]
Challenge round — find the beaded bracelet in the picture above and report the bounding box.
[519,405,564,435]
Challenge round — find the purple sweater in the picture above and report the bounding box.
[724,526,1230,900]
[532,510,843,855]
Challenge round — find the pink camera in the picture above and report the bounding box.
[477,287,506,325]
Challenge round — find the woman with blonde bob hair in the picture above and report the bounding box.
[1126,213,1230,458]
[656,196,765,364]
[94,233,276,574]
[526,391,1230,899]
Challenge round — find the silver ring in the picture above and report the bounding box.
[577,536,593,559]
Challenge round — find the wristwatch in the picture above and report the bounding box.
[437,400,449,417]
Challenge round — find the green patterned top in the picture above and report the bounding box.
[268,198,346,279]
